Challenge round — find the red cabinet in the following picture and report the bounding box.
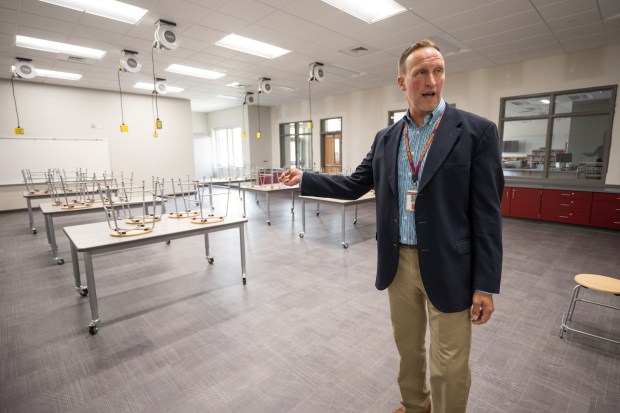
[501,187,511,216]
[508,188,541,220]
[590,193,620,230]
[540,189,592,226]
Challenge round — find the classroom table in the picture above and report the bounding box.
[298,191,376,248]
[240,184,300,225]
[40,198,164,265]
[63,216,248,335]
[22,188,114,235]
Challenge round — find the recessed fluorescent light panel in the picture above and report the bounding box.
[11,65,82,80]
[164,64,226,80]
[133,82,184,93]
[15,35,106,60]
[321,0,406,23]
[38,0,148,24]
[215,34,290,59]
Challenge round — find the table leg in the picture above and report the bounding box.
[242,189,247,218]
[354,205,358,224]
[205,233,214,264]
[299,199,306,238]
[70,241,88,296]
[47,215,65,264]
[26,198,36,234]
[84,251,100,335]
[341,205,348,249]
[266,192,271,225]
[239,224,247,285]
[290,191,295,213]
[208,183,214,212]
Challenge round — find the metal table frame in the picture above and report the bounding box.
[240,184,299,225]
[63,216,248,335]
[299,192,376,248]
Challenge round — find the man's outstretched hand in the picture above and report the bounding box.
[279,167,302,186]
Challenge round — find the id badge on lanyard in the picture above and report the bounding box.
[405,181,417,212]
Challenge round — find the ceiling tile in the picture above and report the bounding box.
[182,24,227,43]
[537,0,597,21]
[411,0,470,22]
[435,10,486,32]
[199,11,253,34]
[489,9,544,31]
[217,0,277,22]
[545,9,601,31]
[474,0,534,20]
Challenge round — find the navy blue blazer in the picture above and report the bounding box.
[301,104,504,313]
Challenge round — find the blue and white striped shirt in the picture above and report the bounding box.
[398,99,446,245]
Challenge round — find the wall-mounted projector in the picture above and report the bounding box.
[257,77,272,94]
[14,58,36,79]
[154,19,180,51]
[120,49,141,73]
[155,78,167,95]
[244,92,255,105]
[309,62,325,82]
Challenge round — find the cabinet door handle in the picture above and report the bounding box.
[559,215,569,219]
[560,193,573,196]
[560,203,570,206]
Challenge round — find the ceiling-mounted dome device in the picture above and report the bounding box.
[244,92,255,105]
[120,49,141,73]
[155,78,168,95]
[258,77,272,94]
[309,62,325,82]
[14,58,36,79]
[154,19,180,50]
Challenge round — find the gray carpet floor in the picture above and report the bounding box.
[1,189,619,413]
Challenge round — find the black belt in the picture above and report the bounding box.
[399,243,418,249]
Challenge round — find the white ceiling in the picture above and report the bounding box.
[2,0,620,112]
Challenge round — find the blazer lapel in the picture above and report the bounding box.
[418,108,461,192]
[385,120,403,197]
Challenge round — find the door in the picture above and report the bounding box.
[323,132,341,174]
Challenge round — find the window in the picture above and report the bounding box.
[499,86,616,182]
[388,109,407,126]
[279,121,312,169]
[213,126,243,176]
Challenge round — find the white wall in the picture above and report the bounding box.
[270,44,620,185]
[0,80,194,210]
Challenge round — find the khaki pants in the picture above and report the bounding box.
[388,247,472,413]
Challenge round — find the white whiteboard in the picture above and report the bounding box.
[0,137,111,185]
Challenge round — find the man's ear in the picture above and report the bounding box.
[397,75,405,91]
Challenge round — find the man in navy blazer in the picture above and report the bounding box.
[280,39,504,413]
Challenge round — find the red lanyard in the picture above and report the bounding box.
[404,110,444,184]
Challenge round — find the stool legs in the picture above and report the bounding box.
[560,285,581,338]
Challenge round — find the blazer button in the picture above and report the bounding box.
[393,243,398,248]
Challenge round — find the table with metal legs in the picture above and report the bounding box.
[63,216,248,335]
[240,184,299,225]
[298,192,376,248]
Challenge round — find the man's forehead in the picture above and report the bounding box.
[409,48,444,66]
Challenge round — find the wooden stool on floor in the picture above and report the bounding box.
[560,273,620,344]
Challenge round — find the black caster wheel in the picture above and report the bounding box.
[342,243,349,249]
[267,221,271,226]
[32,229,37,234]
[79,287,88,297]
[242,278,247,285]
[299,232,304,238]
[353,219,357,225]
[88,325,99,335]
[316,212,320,216]
[166,240,171,245]
[207,257,214,264]
[56,258,65,265]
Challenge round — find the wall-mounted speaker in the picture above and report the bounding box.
[258,77,272,94]
[154,20,180,51]
[155,78,167,94]
[309,62,325,82]
[120,50,141,73]
[15,60,36,79]
[244,92,255,105]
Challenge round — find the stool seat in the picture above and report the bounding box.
[574,274,620,295]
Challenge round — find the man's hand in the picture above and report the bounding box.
[471,291,494,325]
[279,167,302,186]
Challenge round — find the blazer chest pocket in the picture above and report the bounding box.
[442,161,471,171]
[456,239,471,255]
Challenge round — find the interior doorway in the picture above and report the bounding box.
[321,117,342,174]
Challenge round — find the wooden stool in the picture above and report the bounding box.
[560,274,620,344]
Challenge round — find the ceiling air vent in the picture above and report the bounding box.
[339,44,378,57]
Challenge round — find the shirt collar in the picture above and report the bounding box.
[404,98,446,128]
